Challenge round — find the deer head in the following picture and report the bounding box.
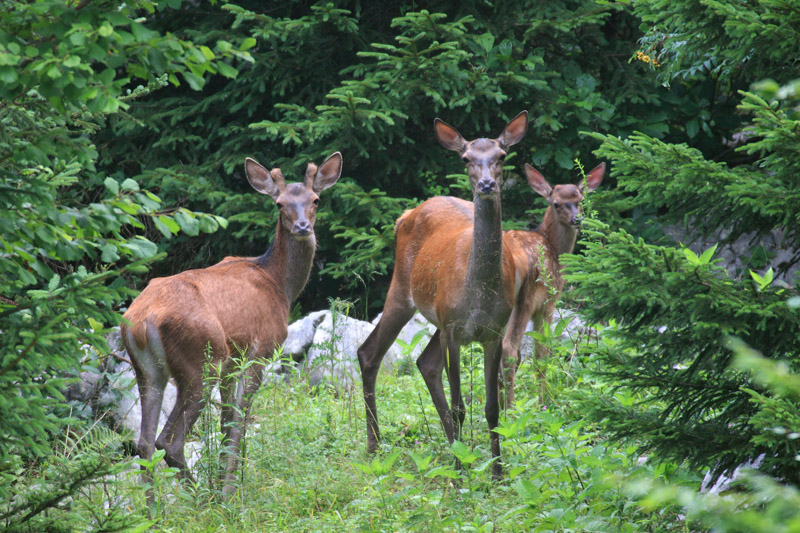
[244,152,343,240]
[524,162,605,227]
[434,111,528,199]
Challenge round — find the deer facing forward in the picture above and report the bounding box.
[121,152,342,497]
[500,162,605,406]
[357,112,529,479]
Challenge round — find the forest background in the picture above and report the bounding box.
[2,0,800,530]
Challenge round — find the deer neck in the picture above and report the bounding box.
[467,194,503,300]
[539,208,579,259]
[258,222,316,304]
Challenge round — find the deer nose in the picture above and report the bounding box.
[571,214,583,226]
[293,220,312,236]
[477,178,496,195]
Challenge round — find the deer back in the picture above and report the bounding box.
[124,259,289,368]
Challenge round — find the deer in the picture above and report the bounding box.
[121,152,342,498]
[499,162,605,406]
[357,111,528,479]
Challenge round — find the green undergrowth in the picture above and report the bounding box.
[114,337,699,532]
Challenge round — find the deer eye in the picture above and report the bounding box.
[276,202,284,210]
[313,198,320,206]
[553,202,560,208]
[498,153,506,161]
[462,156,470,164]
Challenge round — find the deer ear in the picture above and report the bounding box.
[498,110,528,149]
[581,162,606,192]
[245,157,284,199]
[434,118,467,152]
[524,163,552,199]
[311,152,343,193]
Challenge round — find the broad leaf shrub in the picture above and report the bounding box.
[0,0,246,529]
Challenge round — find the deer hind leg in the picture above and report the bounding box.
[500,286,541,409]
[500,317,525,410]
[483,339,504,480]
[219,355,265,496]
[155,366,203,480]
[531,306,551,403]
[357,290,415,453]
[125,324,169,468]
[154,329,210,482]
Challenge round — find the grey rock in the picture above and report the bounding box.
[663,225,799,283]
[301,310,435,389]
[283,310,329,360]
[518,307,591,359]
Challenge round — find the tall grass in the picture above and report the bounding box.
[90,318,700,532]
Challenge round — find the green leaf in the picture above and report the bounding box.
[450,440,479,466]
[122,238,158,259]
[98,22,114,37]
[213,215,228,229]
[152,216,173,238]
[182,71,204,90]
[217,61,238,79]
[120,178,140,191]
[473,33,495,54]
[0,66,18,84]
[199,46,215,60]
[749,267,774,290]
[100,243,120,263]
[87,317,104,332]
[408,451,432,472]
[683,247,700,266]
[686,118,699,138]
[698,244,718,264]
[241,37,257,50]
[174,210,200,236]
[197,215,220,233]
[104,177,120,196]
[159,215,181,234]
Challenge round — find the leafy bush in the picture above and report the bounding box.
[0,0,248,526]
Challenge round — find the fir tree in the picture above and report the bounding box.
[565,0,800,482]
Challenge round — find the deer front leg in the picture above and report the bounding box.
[483,339,504,480]
[416,330,458,442]
[357,297,415,453]
[442,330,465,439]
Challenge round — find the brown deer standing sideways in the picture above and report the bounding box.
[357,112,528,479]
[500,162,605,406]
[121,152,342,497]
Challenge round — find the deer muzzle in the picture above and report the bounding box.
[292,220,313,238]
[477,178,497,196]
